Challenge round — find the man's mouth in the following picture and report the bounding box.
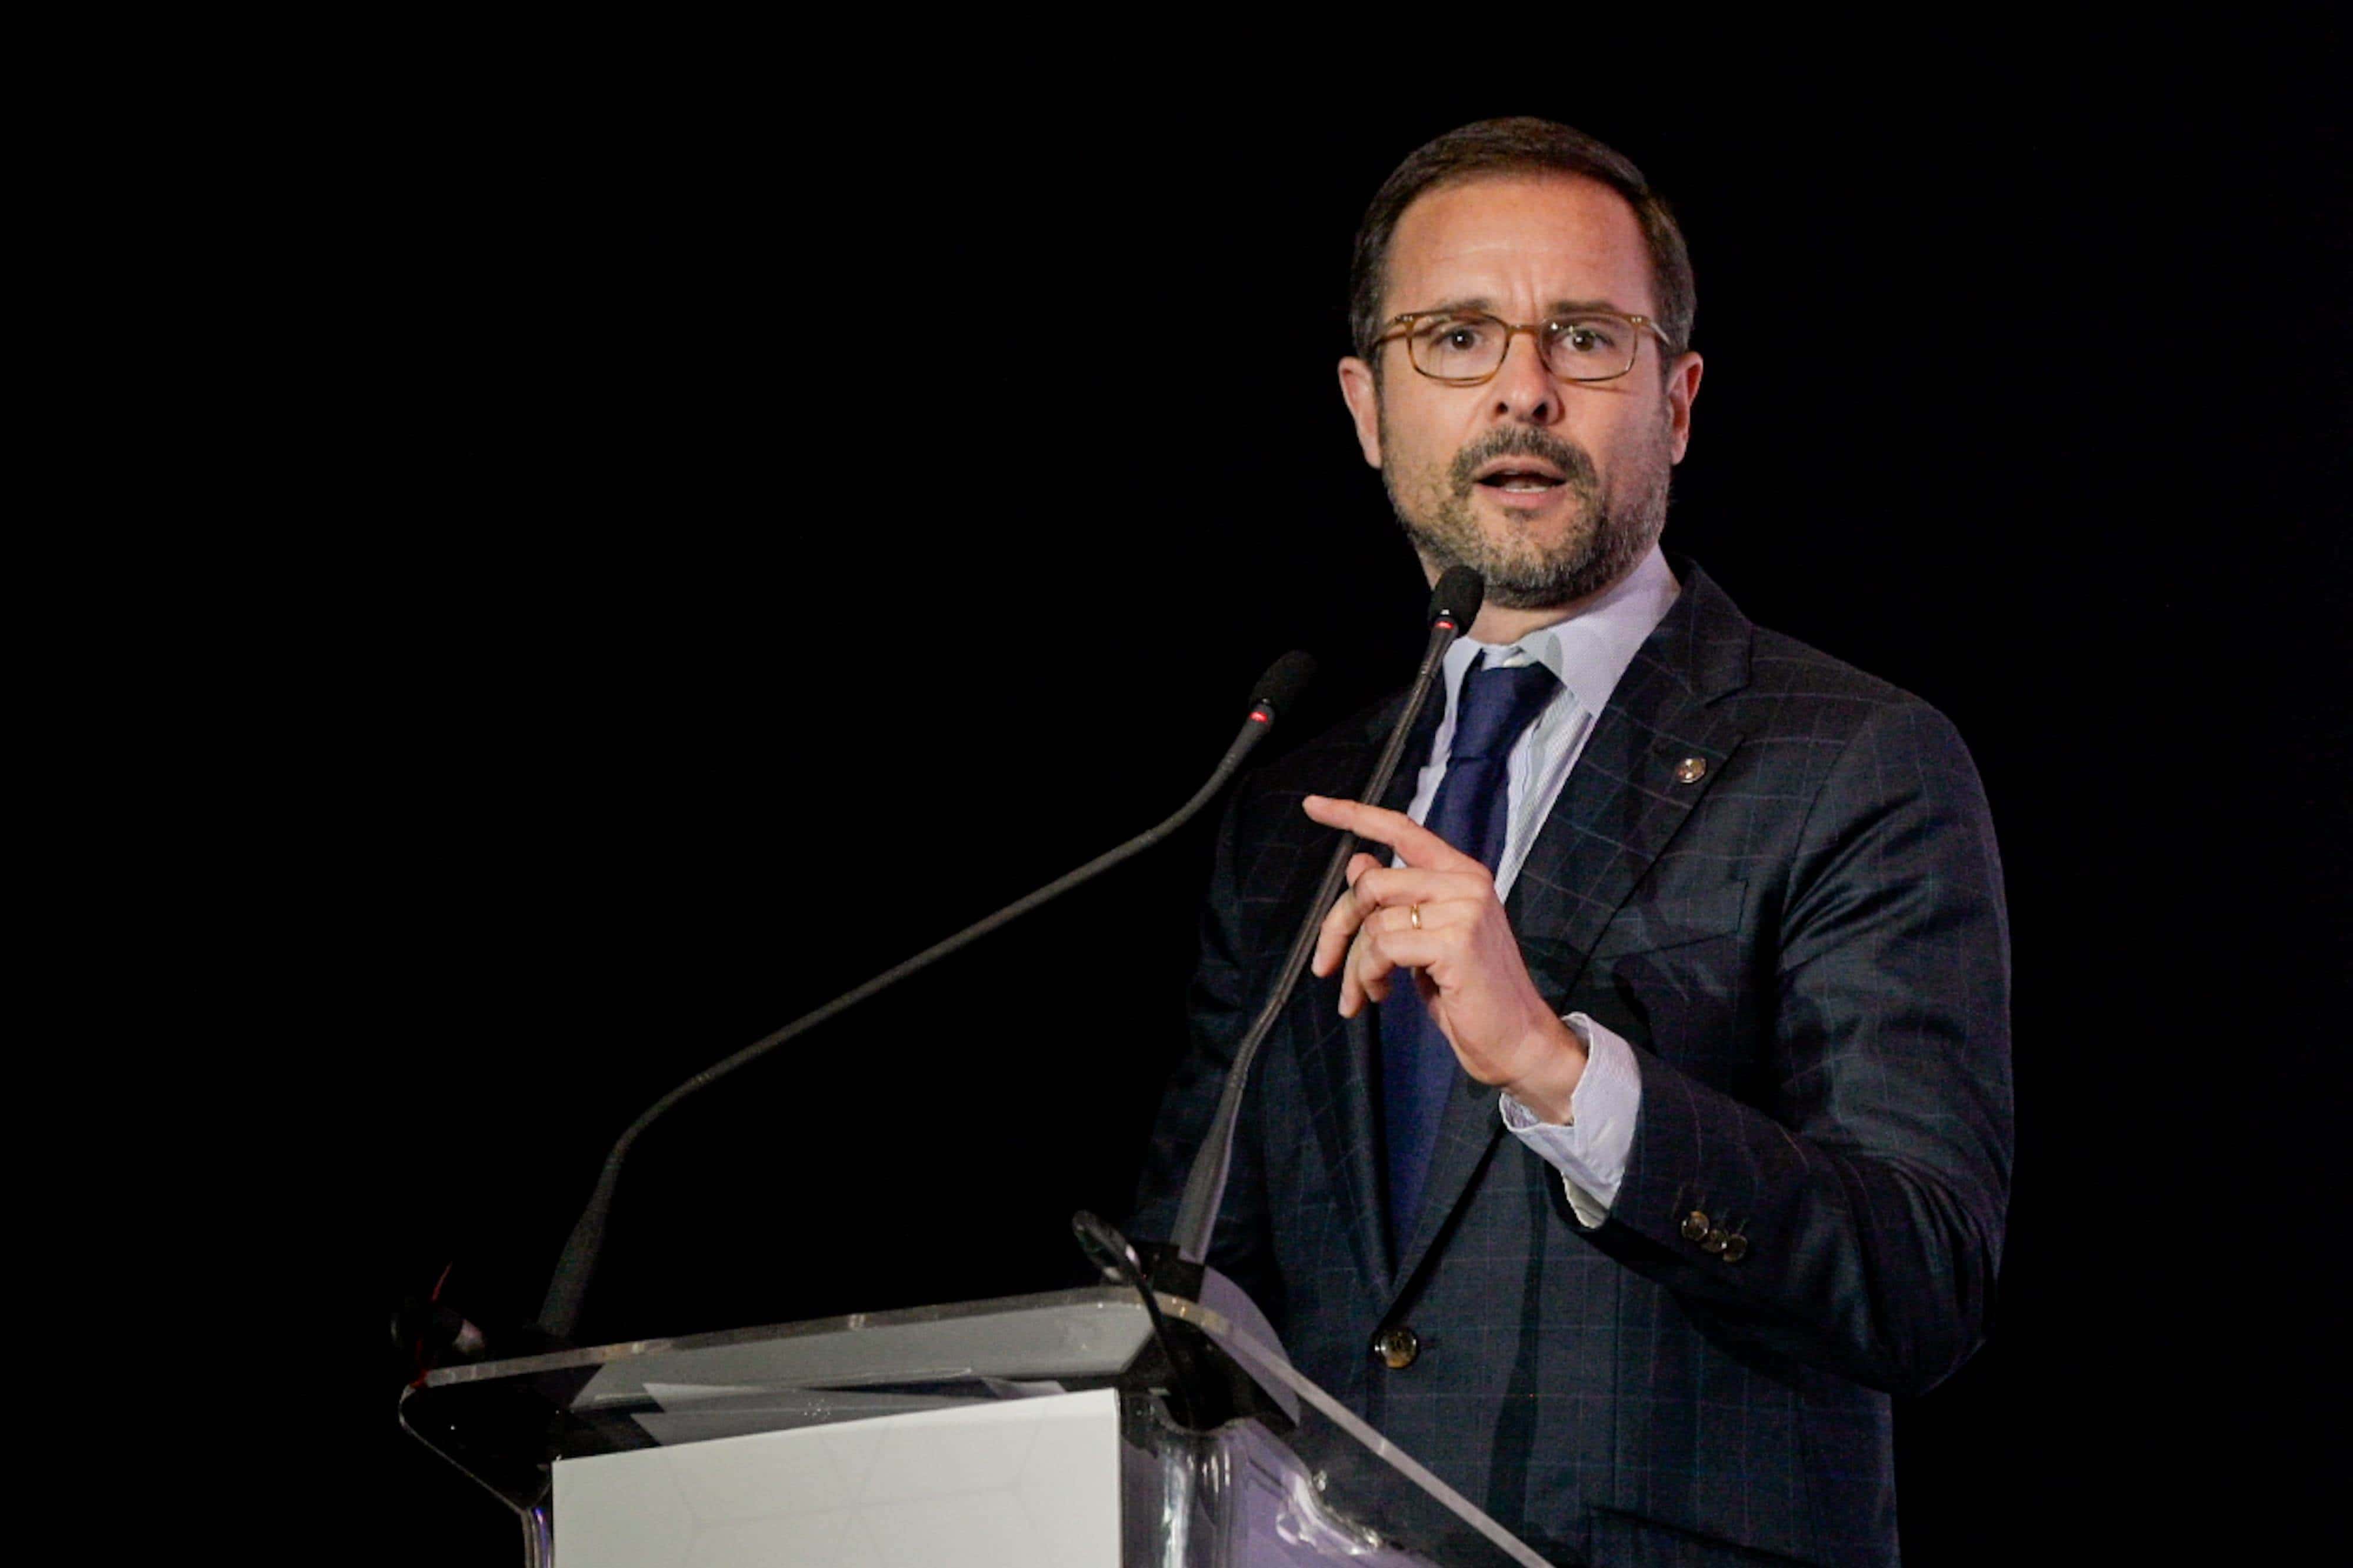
[1474,462,1568,495]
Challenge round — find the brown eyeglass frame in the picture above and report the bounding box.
[1373,309,1674,385]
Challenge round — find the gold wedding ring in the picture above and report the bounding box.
[1409,903,1423,930]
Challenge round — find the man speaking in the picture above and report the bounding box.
[1132,118,2012,1567]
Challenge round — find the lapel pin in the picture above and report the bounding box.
[1674,756,1708,785]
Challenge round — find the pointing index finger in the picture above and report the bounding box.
[1302,795,1482,874]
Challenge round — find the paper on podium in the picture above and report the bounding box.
[555,1385,1122,1568]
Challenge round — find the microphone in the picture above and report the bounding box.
[532,649,1318,1342]
[1161,569,1482,1287]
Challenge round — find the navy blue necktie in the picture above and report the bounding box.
[1379,657,1559,1247]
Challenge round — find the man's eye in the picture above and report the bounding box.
[1421,318,1494,353]
[1553,320,1622,355]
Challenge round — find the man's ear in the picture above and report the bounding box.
[1665,351,1703,464]
[1337,356,1383,468]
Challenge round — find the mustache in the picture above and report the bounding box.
[1448,428,1599,494]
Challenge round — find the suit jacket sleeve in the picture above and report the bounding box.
[1584,697,2013,1397]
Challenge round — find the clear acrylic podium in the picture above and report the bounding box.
[402,1284,1561,1566]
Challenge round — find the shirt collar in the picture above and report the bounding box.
[1439,544,1682,717]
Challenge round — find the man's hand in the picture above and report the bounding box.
[1302,794,1587,1123]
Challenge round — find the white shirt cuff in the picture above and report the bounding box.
[1497,1012,1642,1228]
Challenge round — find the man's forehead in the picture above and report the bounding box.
[1386,172,1653,313]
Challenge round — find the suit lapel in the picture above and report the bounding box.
[1290,696,1439,1293]
[1288,897,1388,1289]
[1386,563,1755,1304]
[1388,1049,1511,1292]
[1508,565,1752,999]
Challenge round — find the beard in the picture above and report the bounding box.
[1379,421,1673,610]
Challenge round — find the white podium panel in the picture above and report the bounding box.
[408,1287,1558,1565]
[551,1387,1121,1568]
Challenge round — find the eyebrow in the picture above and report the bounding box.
[1414,295,1631,318]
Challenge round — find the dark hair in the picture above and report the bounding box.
[1348,117,1695,364]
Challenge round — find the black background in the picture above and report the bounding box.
[368,36,2347,1566]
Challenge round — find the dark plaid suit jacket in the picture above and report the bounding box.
[1132,562,2012,1567]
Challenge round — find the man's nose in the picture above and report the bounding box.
[1488,329,1560,425]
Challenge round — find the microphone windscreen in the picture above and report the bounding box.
[1429,566,1485,631]
[1252,650,1318,720]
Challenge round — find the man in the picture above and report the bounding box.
[1132,119,2011,1567]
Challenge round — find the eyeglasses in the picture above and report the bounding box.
[1374,309,1671,385]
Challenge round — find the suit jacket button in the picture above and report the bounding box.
[1674,756,1708,784]
[1701,1227,1729,1255]
[1680,1209,1712,1242]
[1720,1233,1749,1263]
[1372,1326,1420,1369]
